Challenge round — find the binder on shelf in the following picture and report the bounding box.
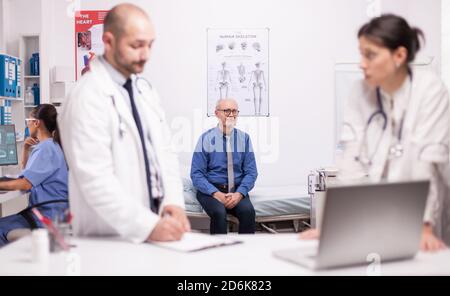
[0,100,12,125]
[0,54,21,98]
[0,101,5,125]
[9,57,17,98]
[5,100,12,125]
[16,59,22,98]
[0,54,13,97]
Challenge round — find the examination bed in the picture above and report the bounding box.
[182,178,311,233]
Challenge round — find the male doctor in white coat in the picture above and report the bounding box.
[59,3,190,243]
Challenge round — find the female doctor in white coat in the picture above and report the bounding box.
[302,14,450,252]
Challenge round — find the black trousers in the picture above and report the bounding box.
[196,191,256,234]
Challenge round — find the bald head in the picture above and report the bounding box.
[215,99,239,133]
[102,3,155,78]
[104,3,151,38]
[216,98,238,110]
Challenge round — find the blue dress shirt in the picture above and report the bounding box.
[191,127,258,197]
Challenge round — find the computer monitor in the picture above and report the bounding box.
[0,125,18,166]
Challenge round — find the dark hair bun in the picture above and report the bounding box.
[358,14,425,63]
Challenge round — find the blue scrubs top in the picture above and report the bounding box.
[20,138,69,221]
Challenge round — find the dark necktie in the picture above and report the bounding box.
[123,78,159,213]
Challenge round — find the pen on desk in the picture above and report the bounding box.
[32,208,70,251]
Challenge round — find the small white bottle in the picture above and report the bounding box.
[25,87,34,105]
[31,229,50,264]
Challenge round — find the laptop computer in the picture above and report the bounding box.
[273,180,429,270]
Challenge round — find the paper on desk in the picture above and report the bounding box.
[152,232,242,252]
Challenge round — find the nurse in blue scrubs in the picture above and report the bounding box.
[0,104,68,246]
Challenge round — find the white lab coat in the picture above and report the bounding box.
[59,58,184,243]
[336,69,450,244]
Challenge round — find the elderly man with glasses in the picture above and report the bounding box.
[191,99,258,234]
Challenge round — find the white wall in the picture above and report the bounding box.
[48,0,441,187]
[0,0,5,51]
[4,0,41,55]
[443,0,450,89]
[43,0,77,82]
[383,0,442,71]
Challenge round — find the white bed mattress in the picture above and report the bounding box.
[183,179,310,217]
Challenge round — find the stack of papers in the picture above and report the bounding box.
[152,232,242,252]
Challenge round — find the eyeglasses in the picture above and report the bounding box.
[217,109,240,116]
[25,118,38,124]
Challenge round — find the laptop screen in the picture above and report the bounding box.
[0,125,18,166]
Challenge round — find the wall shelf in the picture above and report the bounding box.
[0,96,23,101]
[20,35,41,110]
[18,34,41,144]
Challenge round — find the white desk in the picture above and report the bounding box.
[0,191,25,216]
[0,234,450,276]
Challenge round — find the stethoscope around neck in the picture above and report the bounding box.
[355,71,413,167]
[109,77,153,138]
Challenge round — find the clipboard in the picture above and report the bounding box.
[151,232,243,252]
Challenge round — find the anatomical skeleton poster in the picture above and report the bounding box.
[207,28,269,117]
